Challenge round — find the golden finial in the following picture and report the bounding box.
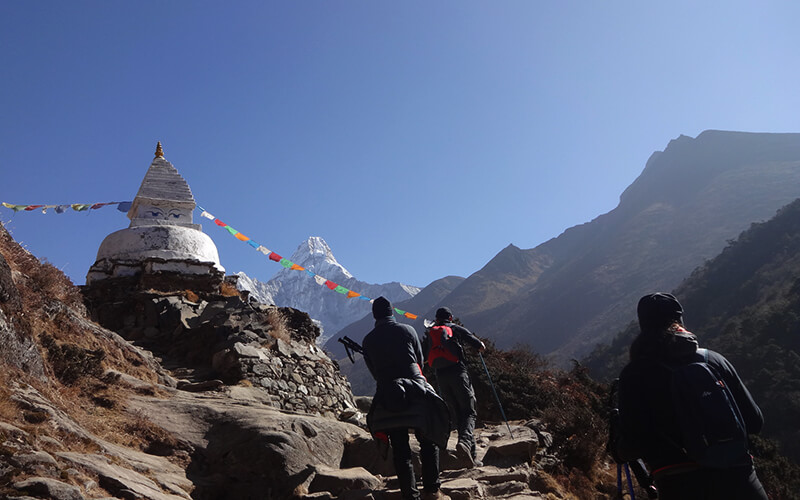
[155,141,164,158]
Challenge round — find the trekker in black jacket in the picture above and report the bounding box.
[362,297,450,500]
[422,307,485,467]
[615,293,768,500]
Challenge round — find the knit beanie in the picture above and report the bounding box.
[372,296,393,319]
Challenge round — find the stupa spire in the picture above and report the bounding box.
[155,141,164,159]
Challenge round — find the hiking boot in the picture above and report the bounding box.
[455,442,475,468]
[422,490,450,500]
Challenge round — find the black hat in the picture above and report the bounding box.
[435,307,453,321]
[637,293,683,333]
[372,296,393,319]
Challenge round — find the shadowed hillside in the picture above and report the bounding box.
[584,197,800,498]
[420,131,800,362]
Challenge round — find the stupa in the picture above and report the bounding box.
[86,143,225,291]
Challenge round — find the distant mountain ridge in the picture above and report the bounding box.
[236,237,420,344]
[402,130,800,362]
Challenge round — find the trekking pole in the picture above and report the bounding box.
[478,352,514,438]
[623,462,637,500]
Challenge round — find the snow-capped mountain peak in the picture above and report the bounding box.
[289,237,352,279]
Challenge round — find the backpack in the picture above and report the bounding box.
[426,325,460,369]
[659,348,749,468]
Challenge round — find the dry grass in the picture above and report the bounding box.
[220,280,239,297]
[265,307,291,342]
[0,224,183,466]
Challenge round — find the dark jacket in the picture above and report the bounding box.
[363,316,450,449]
[616,327,763,474]
[422,321,483,370]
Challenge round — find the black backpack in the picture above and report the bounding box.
[659,348,749,468]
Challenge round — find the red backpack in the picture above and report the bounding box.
[426,325,460,368]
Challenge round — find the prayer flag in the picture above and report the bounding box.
[314,275,326,285]
[325,280,338,290]
[334,285,349,294]
[71,204,90,211]
[279,258,292,268]
[394,308,406,315]
[235,233,250,241]
[306,270,316,278]
[256,245,270,255]
[346,291,361,299]
[225,226,239,236]
[215,219,227,227]
[404,312,418,320]
[55,205,69,214]
[24,205,44,211]
[269,252,282,262]
[200,211,215,220]
[117,202,132,212]
[247,240,259,249]
[290,264,305,271]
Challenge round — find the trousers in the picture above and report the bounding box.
[654,465,768,500]
[388,428,440,500]
[436,363,477,458]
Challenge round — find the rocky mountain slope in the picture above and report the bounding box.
[0,222,597,499]
[235,237,420,344]
[412,130,800,362]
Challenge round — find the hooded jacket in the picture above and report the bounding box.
[616,326,763,474]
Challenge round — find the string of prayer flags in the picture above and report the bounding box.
[198,206,420,320]
[2,201,132,214]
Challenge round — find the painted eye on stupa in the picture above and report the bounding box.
[145,208,164,218]
[169,209,183,219]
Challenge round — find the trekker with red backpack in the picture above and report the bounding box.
[423,307,486,468]
[613,293,768,500]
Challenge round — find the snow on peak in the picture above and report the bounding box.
[290,237,352,279]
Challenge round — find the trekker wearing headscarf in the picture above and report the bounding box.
[615,293,768,499]
[362,297,451,500]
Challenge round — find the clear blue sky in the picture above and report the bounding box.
[2,2,799,289]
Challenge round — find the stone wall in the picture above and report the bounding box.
[82,283,357,419]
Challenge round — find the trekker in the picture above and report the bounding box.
[362,297,451,500]
[422,307,486,467]
[614,293,768,500]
